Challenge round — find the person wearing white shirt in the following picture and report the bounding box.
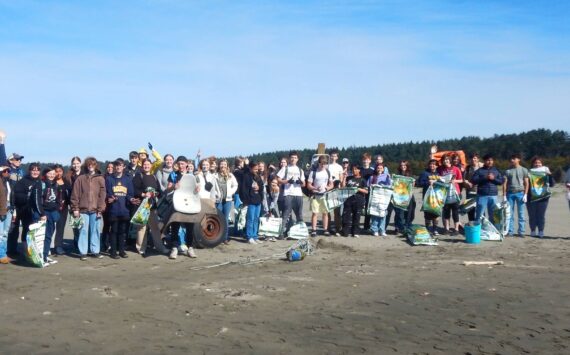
[277,151,306,238]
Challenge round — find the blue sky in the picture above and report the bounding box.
[0,0,569,163]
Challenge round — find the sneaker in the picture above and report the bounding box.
[517,233,524,238]
[179,244,189,253]
[323,231,331,236]
[119,252,128,258]
[433,230,440,236]
[381,232,387,237]
[335,232,342,237]
[187,247,197,258]
[110,254,120,260]
[55,247,65,255]
[46,257,58,265]
[268,237,277,242]
[530,231,537,237]
[169,248,178,259]
[80,255,87,261]
[353,234,360,238]
[248,238,258,245]
[372,232,379,237]
[310,231,317,237]
[93,254,103,259]
[538,231,544,238]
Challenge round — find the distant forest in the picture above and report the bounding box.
[22,129,570,182]
[246,129,570,181]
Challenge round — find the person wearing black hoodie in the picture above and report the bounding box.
[471,154,505,221]
[11,163,43,256]
[242,161,263,245]
[40,167,62,265]
[105,159,134,259]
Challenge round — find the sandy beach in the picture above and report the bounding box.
[1,186,569,354]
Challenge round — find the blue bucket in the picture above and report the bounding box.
[465,223,481,244]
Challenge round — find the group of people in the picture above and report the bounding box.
[0,133,565,267]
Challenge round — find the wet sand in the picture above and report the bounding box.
[1,187,569,354]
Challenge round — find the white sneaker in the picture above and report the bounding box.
[538,231,544,238]
[353,234,360,238]
[46,257,58,265]
[169,248,178,259]
[179,244,189,253]
[248,239,258,245]
[372,232,379,237]
[187,247,197,258]
[381,232,387,237]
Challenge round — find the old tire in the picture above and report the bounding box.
[192,210,227,248]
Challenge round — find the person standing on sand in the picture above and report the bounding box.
[39,166,63,266]
[71,157,106,261]
[132,159,170,257]
[502,153,529,237]
[342,165,368,238]
[566,167,570,211]
[394,160,416,234]
[215,159,238,245]
[242,161,264,245]
[437,154,463,235]
[463,153,483,222]
[277,151,306,239]
[155,154,175,192]
[105,159,134,259]
[327,150,344,234]
[166,156,200,259]
[471,154,504,221]
[307,155,334,237]
[417,159,440,235]
[12,163,43,257]
[527,156,555,238]
[368,163,391,237]
[0,165,12,264]
[360,153,374,233]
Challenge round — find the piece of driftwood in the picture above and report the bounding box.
[462,261,504,266]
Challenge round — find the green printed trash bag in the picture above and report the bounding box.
[236,205,248,232]
[368,185,393,217]
[492,201,511,237]
[324,187,358,212]
[131,197,152,226]
[406,224,438,246]
[258,217,283,238]
[529,171,551,202]
[68,214,84,229]
[25,221,46,268]
[288,222,309,240]
[459,198,476,215]
[391,175,415,210]
[421,182,448,217]
[479,216,503,241]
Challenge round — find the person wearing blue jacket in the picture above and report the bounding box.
[105,159,134,259]
[471,154,505,221]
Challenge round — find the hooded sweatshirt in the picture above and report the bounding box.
[14,174,43,215]
[106,174,134,218]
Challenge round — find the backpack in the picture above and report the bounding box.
[303,168,331,197]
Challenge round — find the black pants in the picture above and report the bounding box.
[363,194,371,230]
[443,202,459,223]
[109,216,130,256]
[343,195,365,236]
[101,210,112,252]
[7,208,32,255]
[170,222,193,248]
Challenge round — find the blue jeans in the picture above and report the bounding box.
[475,195,498,221]
[178,226,186,247]
[245,204,261,240]
[0,210,13,259]
[44,210,60,260]
[78,212,101,255]
[370,215,386,234]
[216,201,232,242]
[507,192,525,235]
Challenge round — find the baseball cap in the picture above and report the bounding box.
[342,158,349,163]
[8,153,24,161]
[0,166,9,172]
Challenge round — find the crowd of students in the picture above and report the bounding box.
[0,135,566,266]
